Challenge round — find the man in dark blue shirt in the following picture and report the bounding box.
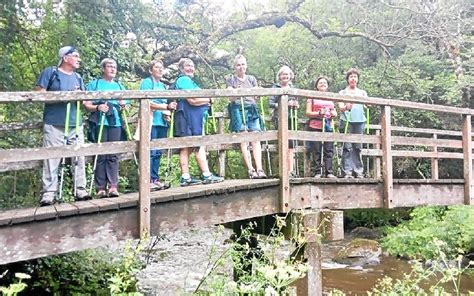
[36,45,90,206]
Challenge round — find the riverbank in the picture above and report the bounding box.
[136,226,474,295]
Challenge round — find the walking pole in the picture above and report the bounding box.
[73,101,81,198]
[121,108,139,166]
[259,97,272,176]
[320,116,325,176]
[164,110,175,188]
[88,112,105,194]
[289,106,294,176]
[210,104,217,134]
[332,120,342,177]
[365,107,370,177]
[58,102,71,202]
[292,105,299,177]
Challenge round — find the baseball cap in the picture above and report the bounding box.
[57,46,78,67]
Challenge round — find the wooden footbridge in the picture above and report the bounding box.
[0,88,472,295]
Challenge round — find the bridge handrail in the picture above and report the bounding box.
[0,88,472,237]
[0,88,473,115]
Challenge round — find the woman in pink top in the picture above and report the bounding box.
[305,76,337,178]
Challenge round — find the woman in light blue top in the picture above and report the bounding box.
[84,58,128,197]
[139,60,177,191]
[338,68,368,178]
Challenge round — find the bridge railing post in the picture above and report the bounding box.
[431,133,439,180]
[381,106,393,208]
[217,116,226,177]
[278,94,290,212]
[375,129,382,179]
[462,115,472,205]
[138,98,151,238]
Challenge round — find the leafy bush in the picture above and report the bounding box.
[196,216,308,294]
[382,206,474,260]
[32,249,116,294]
[0,243,145,295]
[344,208,411,230]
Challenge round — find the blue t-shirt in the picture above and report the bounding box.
[139,77,168,127]
[339,88,368,123]
[36,67,85,126]
[87,79,127,127]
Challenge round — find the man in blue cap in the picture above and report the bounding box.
[36,46,91,206]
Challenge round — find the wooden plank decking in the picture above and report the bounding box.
[0,178,468,264]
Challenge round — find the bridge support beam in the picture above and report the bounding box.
[381,106,393,208]
[303,210,322,296]
[462,115,472,205]
[138,99,151,238]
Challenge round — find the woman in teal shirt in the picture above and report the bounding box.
[84,58,127,197]
[139,60,177,191]
[338,68,368,178]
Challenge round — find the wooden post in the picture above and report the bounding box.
[375,129,382,179]
[278,94,290,212]
[217,116,226,177]
[462,115,472,205]
[431,133,439,180]
[304,211,322,296]
[138,99,151,238]
[381,106,393,208]
[320,210,344,241]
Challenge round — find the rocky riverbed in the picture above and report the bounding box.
[135,226,474,295]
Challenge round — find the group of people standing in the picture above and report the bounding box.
[304,70,367,179]
[36,45,367,206]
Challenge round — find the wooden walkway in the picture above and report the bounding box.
[0,177,466,264]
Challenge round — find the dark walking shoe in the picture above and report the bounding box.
[202,174,224,184]
[180,176,202,187]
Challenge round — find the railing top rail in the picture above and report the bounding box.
[0,88,472,116]
[289,89,474,116]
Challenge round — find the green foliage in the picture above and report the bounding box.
[32,249,116,294]
[108,240,145,295]
[0,272,30,296]
[382,206,474,260]
[369,244,473,296]
[0,243,145,295]
[344,208,411,230]
[329,241,474,295]
[195,216,308,294]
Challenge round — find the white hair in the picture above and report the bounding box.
[276,65,294,81]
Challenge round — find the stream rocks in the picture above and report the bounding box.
[334,238,382,266]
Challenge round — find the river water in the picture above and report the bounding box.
[136,226,474,295]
